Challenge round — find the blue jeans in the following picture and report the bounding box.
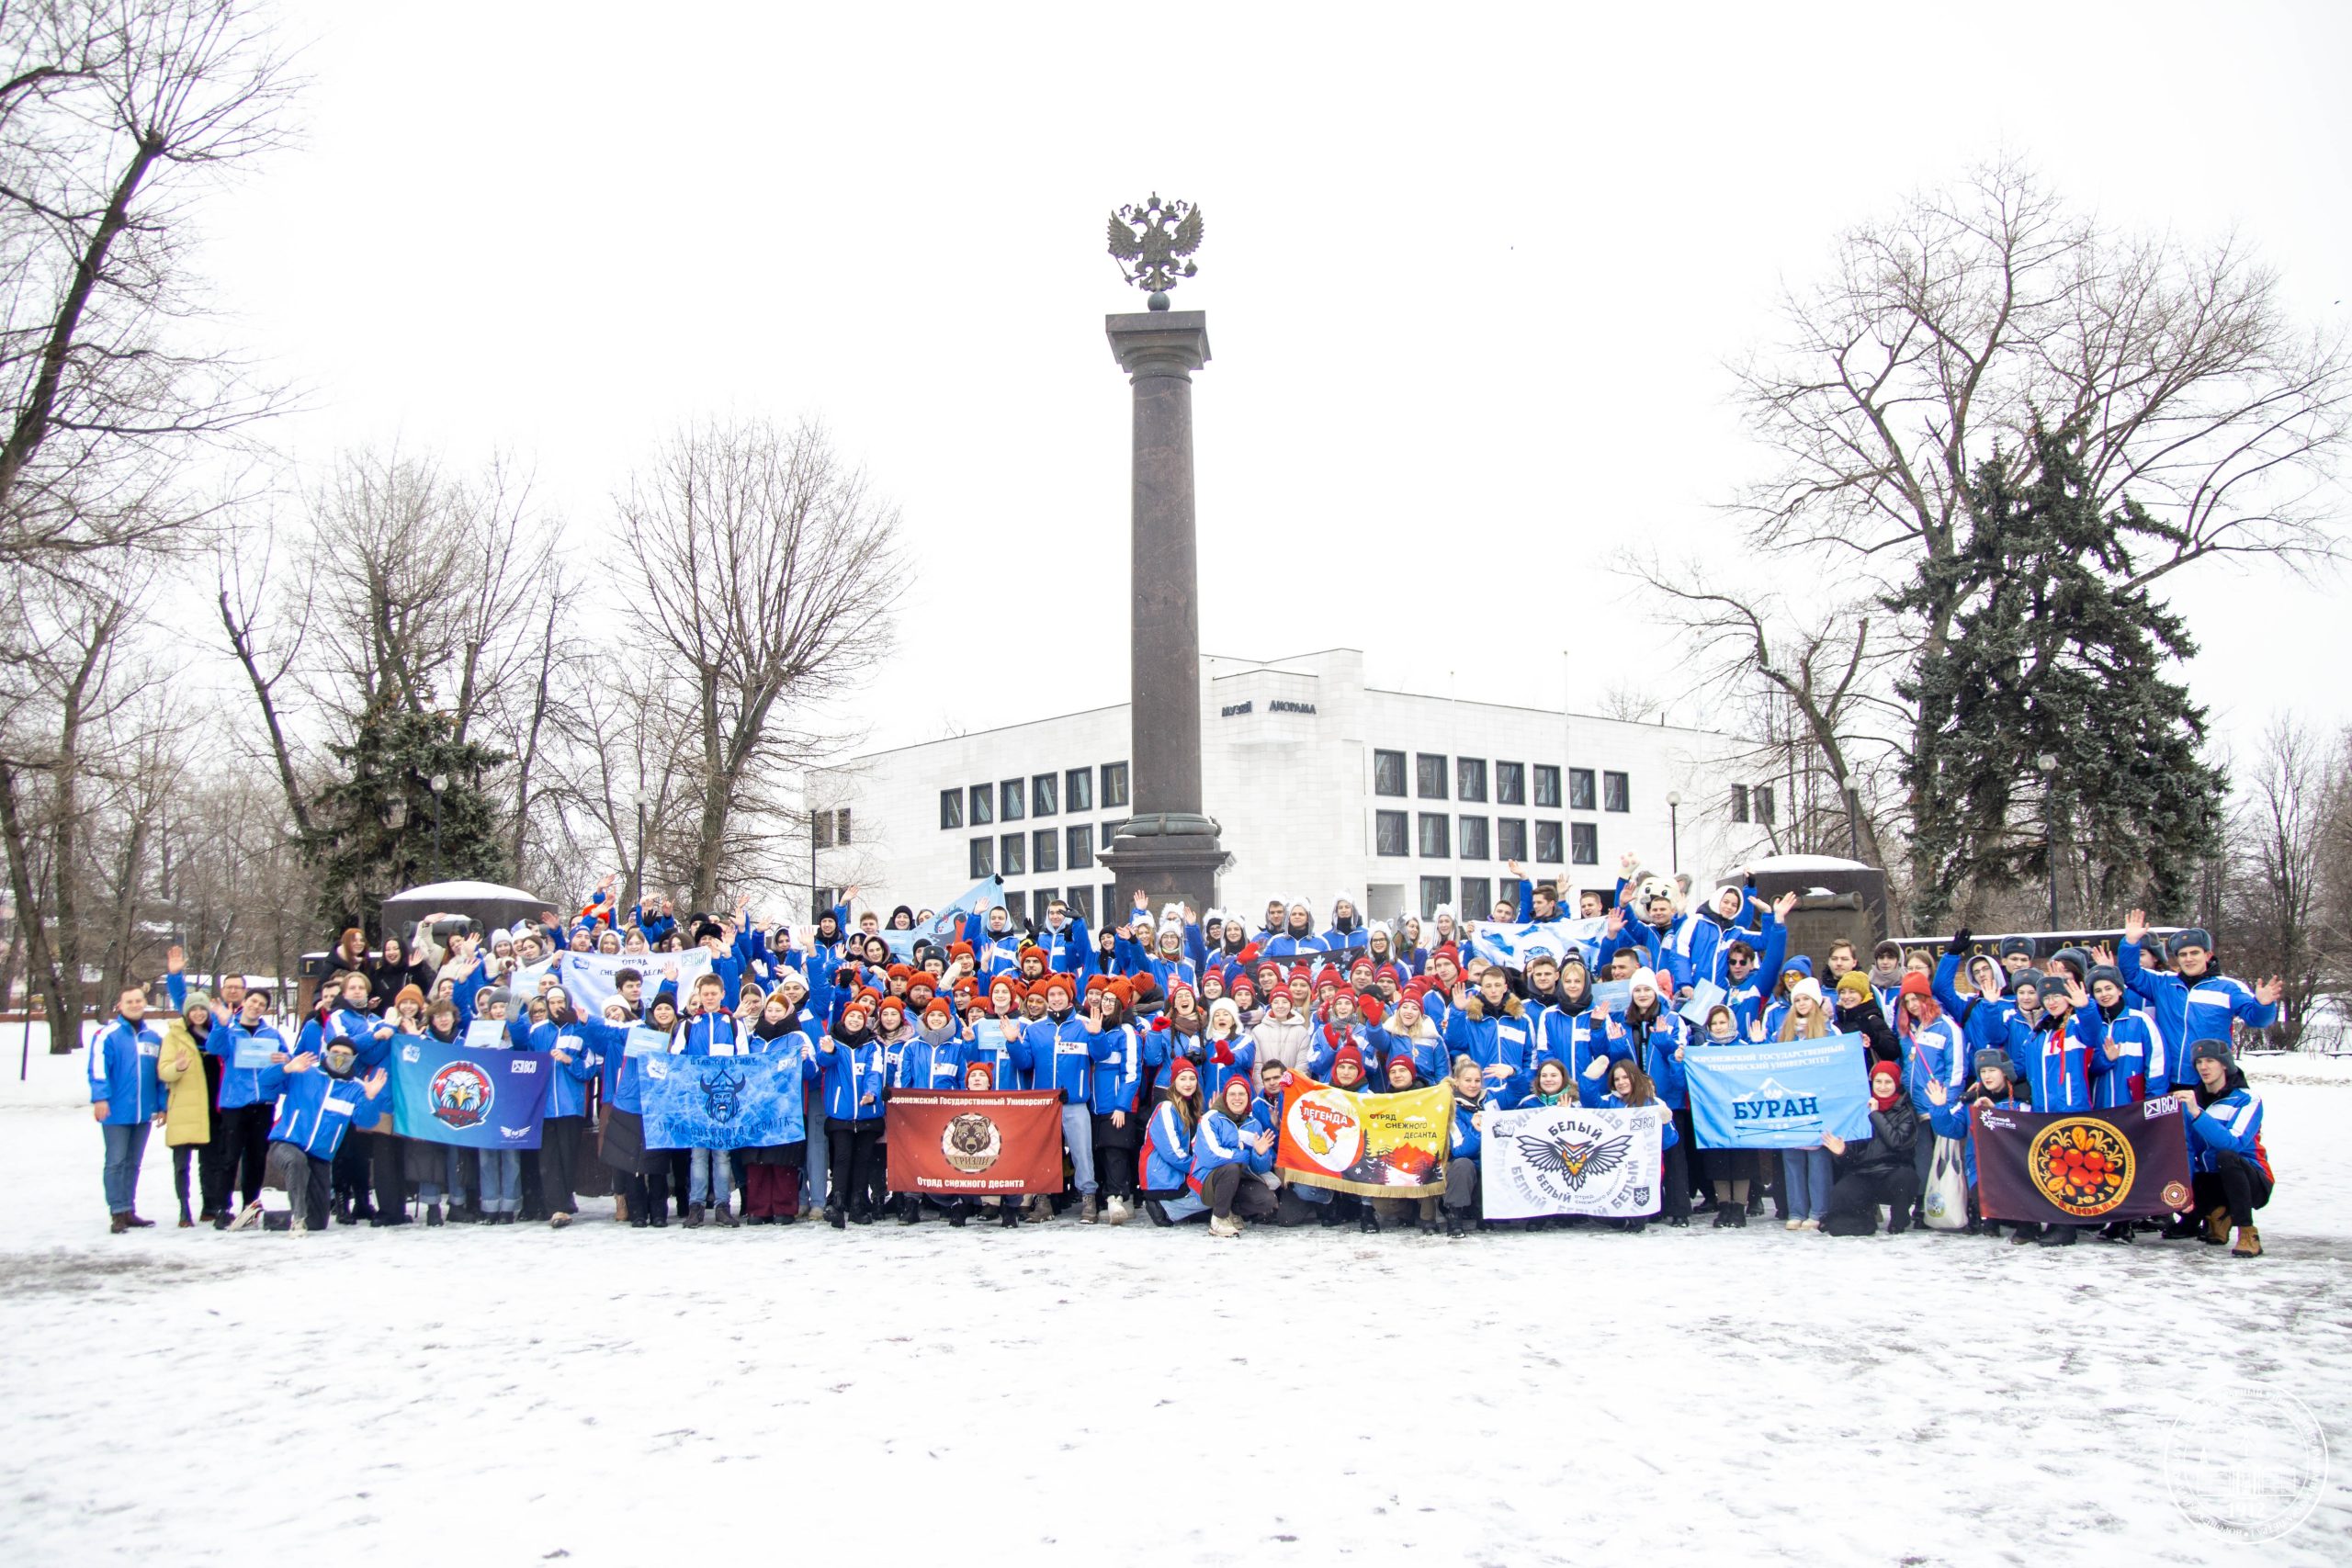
[1160,1190,1207,1223]
[419,1147,470,1204]
[1059,1102,1096,1196]
[1782,1147,1833,1220]
[101,1122,152,1214]
[479,1149,521,1213]
[690,1147,731,1206]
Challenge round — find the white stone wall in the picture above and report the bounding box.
[810,648,1778,930]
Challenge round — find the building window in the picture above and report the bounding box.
[1533,764,1560,808]
[1500,876,1522,912]
[1418,812,1451,858]
[1756,784,1777,825]
[1067,886,1093,924]
[1497,761,1525,806]
[940,788,964,830]
[1004,891,1028,924]
[813,810,834,850]
[1419,877,1453,919]
[1101,761,1129,808]
[1462,876,1493,917]
[813,886,838,919]
[1001,833,1025,876]
[1498,818,1527,861]
[1032,773,1057,816]
[1571,822,1599,864]
[1416,753,1448,799]
[834,807,851,846]
[1731,784,1750,824]
[970,783,994,826]
[1568,768,1597,811]
[1373,749,1407,797]
[1066,767,1092,813]
[1099,818,1123,847]
[1459,815,1489,861]
[1000,778,1024,821]
[969,837,994,878]
[1602,771,1630,812]
[1034,829,1059,874]
[1535,820,1564,863]
[1375,810,1408,857]
[1066,823,1093,872]
[1457,758,1487,803]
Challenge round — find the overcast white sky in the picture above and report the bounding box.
[191,1,2351,776]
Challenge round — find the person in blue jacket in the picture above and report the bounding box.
[1083,983,1151,1225]
[1923,1050,2028,1237]
[885,993,973,1225]
[1321,896,1369,953]
[1930,934,2021,1061]
[1014,971,1096,1221]
[1142,1058,1205,1224]
[535,989,617,1229]
[1260,900,1326,959]
[815,990,889,1227]
[89,983,165,1231]
[1444,966,1536,1106]
[206,989,289,1230]
[2177,1039,2273,1258]
[226,1038,390,1233]
[1439,1055,1490,1237]
[1589,1057,1683,1234]
[2116,909,2282,1093]
[1189,1074,1277,1236]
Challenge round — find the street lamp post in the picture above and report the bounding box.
[1666,791,1681,874]
[632,796,648,917]
[429,773,448,881]
[2037,751,2060,934]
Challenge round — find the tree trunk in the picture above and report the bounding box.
[0,767,73,1051]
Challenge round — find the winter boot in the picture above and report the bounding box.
[1000,1201,1021,1228]
[1444,1211,1466,1238]
[1080,1193,1100,1224]
[1358,1209,1380,1235]
[683,1203,704,1229]
[1207,1213,1241,1238]
[2036,1224,2077,1247]
[2098,1221,2132,1244]
[2200,1205,2233,1245]
[2232,1224,2263,1258]
[425,1203,444,1227]
[1104,1194,1129,1225]
[825,1204,845,1230]
[947,1201,967,1228]
[1026,1194,1052,1223]
[550,1210,572,1229]
[713,1203,739,1228]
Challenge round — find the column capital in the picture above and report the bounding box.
[1106,310,1210,379]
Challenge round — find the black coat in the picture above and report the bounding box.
[1837,1104,1917,1179]
[1835,999,1900,1063]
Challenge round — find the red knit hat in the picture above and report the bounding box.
[1330,1043,1366,1082]
[876,994,905,1020]
[921,995,954,1024]
[1041,974,1076,1003]
[1431,942,1461,968]
[1900,972,1934,999]
[1313,965,1342,992]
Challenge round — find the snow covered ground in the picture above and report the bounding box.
[3,1029,2346,1567]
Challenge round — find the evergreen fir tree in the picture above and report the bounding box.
[309,699,513,935]
[1897,421,2226,925]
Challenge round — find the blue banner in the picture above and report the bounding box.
[641,1047,808,1150]
[1684,1032,1873,1149]
[388,1034,553,1149]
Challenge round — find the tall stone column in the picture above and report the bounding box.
[1098,309,1227,917]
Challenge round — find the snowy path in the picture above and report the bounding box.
[3,1043,2346,1566]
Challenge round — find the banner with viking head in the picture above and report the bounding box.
[641,1049,808,1151]
[1482,1103,1666,1219]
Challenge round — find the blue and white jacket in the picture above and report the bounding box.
[87,1015,164,1123]
[211,1017,289,1111]
[1014,1011,1094,1102]
[1186,1105,1272,1190]
[259,1064,387,1158]
[1443,1006,1538,1103]
[2184,1087,2270,1179]
[2117,942,2277,1083]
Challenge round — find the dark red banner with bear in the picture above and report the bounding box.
[1969,1100,2194,1224]
[886,1089,1066,1195]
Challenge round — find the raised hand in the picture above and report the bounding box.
[1773,891,1799,920]
[2256,976,2284,1006]
[165,945,185,975]
[2121,908,2147,946]
[1925,1077,1948,1107]
[1619,851,1640,875]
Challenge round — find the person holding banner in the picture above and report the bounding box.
[538,991,620,1228]
[1896,974,1966,1228]
[1614,970,1693,1225]
[1773,977,1836,1231]
[1441,1056,1488,1236]
[1589,1059,1679,1234]
[1819,1061,1917,1236]
[1690,1006,1757,1226]
[1923,1052,2028,1237]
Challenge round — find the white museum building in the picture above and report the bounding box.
[807,649,1784,932]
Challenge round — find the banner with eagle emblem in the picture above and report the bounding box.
[1481,1103,1666,1219]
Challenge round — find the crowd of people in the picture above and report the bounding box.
[84,860,2284,1255]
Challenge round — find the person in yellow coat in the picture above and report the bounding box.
[156,994,217,1228]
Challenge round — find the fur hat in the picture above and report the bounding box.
[2168,928,2213,958]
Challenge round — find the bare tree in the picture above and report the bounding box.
[1675,157,2351,910]
[0,0,291,595]
[617,417,906,909]
[2223,719,2351,1046]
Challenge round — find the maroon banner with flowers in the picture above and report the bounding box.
[1970,1100,2194,1224]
